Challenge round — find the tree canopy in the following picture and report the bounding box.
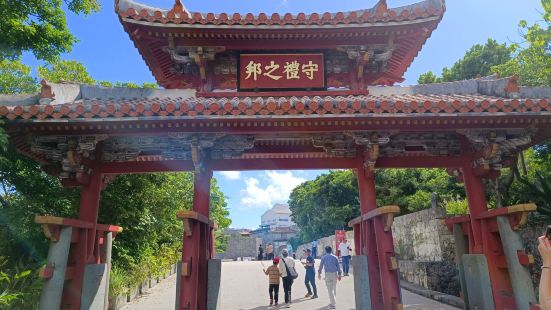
[493,0,551,86]
[0,59,39,94]
[288,169,466,242]
[0,0,100,62]
[38,60,95,84]
[289,170,359,242]
[418,39,512,84]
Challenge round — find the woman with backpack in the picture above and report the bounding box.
[278,249,297,307]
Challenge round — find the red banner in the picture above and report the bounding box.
[239,53,325,90]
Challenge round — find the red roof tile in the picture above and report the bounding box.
[2,77,550,121]
[116,0,445,26]
[2,94,550,121]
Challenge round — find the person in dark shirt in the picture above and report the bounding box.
[302,248,318,299]
[258,244,264,261]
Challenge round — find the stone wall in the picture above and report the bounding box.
[215,230,260,260]
[392,207,546,297]
[392,206,459,295]
[393,206,455,261]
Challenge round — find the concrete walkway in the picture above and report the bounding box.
[126,260,459,310]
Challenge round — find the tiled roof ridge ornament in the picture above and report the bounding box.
[171,0,186,15]
[40,80,55,102]
[505,74,520,95]
[374,0,388,16]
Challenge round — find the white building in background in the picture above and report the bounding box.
[261,203,295,228]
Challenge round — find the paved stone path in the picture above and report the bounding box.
[126,260,459,310]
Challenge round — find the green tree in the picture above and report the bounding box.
[0,59,39,94]
[375,169,465,212]
[418,39,512,83]
[38,60,94,84]
[289,170,359,242]
[289,169,465,242]
[99,173,231,269]
[99,81,159,89]
[417,71,441,84]
[0,0,100,62]
[492,0,550,86]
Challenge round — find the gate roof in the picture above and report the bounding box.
[1,75,550,178]
[115,0,445,88]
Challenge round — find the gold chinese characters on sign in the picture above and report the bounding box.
[245,60,319,81]
[239,53,325,90]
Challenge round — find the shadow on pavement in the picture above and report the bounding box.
[242,295,315,310]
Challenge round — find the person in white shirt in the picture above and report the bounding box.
[278,249,296,307]
[338,239,352,276]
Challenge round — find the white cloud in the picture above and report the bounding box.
[219,171,241,180]
[281,0,288,7]
[239,171,306,210]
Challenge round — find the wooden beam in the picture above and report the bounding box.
[476,203,537,220]
[101,160,195,174]
[209,158,357,170]
[348,205,401,227]
[100,155,468,175]
[362,205,400,221]
[35,215,94,229]
[176,210,213,227]
[375,156,464,168]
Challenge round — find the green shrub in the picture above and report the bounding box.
[0,257,40,309]
[108,244,180,299]
[109,267,128,299]
[443,197,469,215]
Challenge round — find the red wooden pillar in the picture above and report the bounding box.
[179,169,212,310]
[356,165,383,309]
[462,164,515,309]
[461,165,485,253]
[67,168,103,309]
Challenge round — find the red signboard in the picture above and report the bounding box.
[239,53,325,91]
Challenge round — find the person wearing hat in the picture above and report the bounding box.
[263,257,282,306]
[278,249,296,307]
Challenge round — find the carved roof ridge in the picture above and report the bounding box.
[3,76,550,108]
[116,0,445,25]
[0,80,197,106]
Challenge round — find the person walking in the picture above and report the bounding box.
[263,257,281,306]
[279,249,295,307]
[338,239,352,276]
[318,246,341,309]
[302,249,318,299]
[258,244,264,261]
[311,240,318,258]
[266,243,274,260]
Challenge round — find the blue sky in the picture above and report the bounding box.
[22,0,544,228]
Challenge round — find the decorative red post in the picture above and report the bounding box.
[353,161,402,310]
[70,168,103,309]
[356,165,383,308]
[461,165,486,254]
[462,163,516,309]
[178,169,213,310]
